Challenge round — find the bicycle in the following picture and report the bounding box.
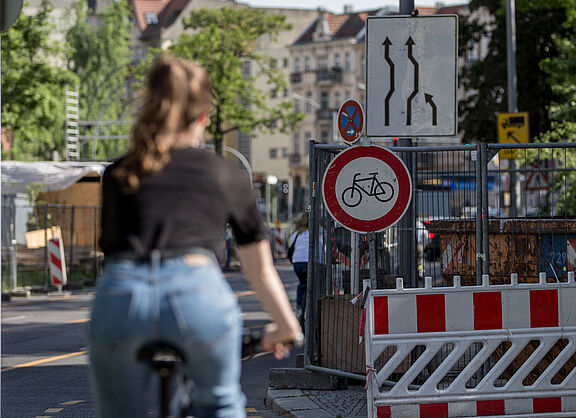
[341,172,395,207]
[138,330,302,418]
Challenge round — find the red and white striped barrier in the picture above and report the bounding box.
[273,226,285,259]
[365,272,576,417]
[377,396,576,417]
[48,237,67,287]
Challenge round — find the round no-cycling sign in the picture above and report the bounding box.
[338,99,364,143]
[322,145,412,233]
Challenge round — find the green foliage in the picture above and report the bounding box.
[66,0,133,159]
[1,1,77,160]
[459,0,572,142]
[167,7,304,154]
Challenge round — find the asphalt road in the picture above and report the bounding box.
[1,261,300,417]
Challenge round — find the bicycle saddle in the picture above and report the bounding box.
[138,342,186,375]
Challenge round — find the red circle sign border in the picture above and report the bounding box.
[338,99,364,143]
[322,145,412,233]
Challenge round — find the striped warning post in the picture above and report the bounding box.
[273,226,285,259]
[48,237,67,287]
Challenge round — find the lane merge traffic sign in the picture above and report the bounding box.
[365,15,458,137]
[322,145,412,233]
[338,99,364,144]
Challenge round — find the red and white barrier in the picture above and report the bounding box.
[273,226,285,259]
[377,396,576,417]
[365,272,576,417]
[48,237,67,287]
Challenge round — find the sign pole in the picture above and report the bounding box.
[506,0,520,217]
[400,0,414,15]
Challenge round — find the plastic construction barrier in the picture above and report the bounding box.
[365,273,576,417]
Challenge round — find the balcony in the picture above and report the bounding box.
[290,72,302,83]
[289,153,301,164]
[316,67,343,84]
[316,109,335,121]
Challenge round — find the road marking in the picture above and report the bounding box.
[2,350,87,372]
[235,290,256,297]
[66,318,90,324]
[60,400,85,406]
[2,315,28,322]
[44,408,63,413]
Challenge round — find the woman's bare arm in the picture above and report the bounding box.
[236,240,302,358]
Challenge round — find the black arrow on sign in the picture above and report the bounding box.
[406,37,419,126]
[425,93,437,126]
[383,37,395,126]
[507,131,521,143]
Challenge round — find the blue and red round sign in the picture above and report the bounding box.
[338,99,364,143]
[322,145,412,233]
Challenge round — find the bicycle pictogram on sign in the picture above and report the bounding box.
[341,172,395,207]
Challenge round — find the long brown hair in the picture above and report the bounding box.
[113,55,213,192]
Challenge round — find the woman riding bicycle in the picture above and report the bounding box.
[88,55,302,418]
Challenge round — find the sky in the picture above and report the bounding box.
[242,0,468,13]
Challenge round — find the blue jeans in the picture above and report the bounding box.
[88,252,246,418]
[292,262,308,309]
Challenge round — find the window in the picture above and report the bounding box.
[334,53,341,69]
[318,56,328,71]
[321,131,329,143]
[283,88,289,97]
[269,148,278,159]
[304,56,311,71]
[294,99,300,113]
[345,90,351,100]
[270,58,277,68]
[241,60,251,78]
[282,147,289,158]
[293,133,300,155]
[270,89,277,98]
[294,57,301,72]
[145,12,159,25]
[335,91,341,108]
[345,52,351,71]
[320,91,329,110]
[283,58,289,68]
[306,91,313,113]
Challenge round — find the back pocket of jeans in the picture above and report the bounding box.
[88,289,135,348]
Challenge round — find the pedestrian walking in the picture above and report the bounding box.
[88,55,301,418]
[288,213,309,319]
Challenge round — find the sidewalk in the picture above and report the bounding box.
[266,385,368,417]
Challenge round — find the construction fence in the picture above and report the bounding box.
[1,200,101,291]
[304,141,576,380]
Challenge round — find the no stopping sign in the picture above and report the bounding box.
[322,145,412,233]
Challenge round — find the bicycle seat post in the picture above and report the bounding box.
[138,342,185,418]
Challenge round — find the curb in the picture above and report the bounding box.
[266,388,333,418]
[266,387,368,418]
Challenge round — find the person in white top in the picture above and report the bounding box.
[288,213,309,315]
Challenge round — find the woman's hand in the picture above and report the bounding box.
[261,323,304,360]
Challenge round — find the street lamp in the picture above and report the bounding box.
[266,174,278,225]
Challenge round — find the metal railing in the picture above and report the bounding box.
[305,141,576,379]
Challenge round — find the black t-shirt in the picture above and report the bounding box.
[99,147,267,261]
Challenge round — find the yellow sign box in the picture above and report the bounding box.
[497,112,530,159]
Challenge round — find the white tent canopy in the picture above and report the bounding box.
[1,161,109,195]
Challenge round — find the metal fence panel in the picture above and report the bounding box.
[306,141,576,378]
[1,201,101,291]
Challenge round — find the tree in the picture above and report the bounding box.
[1,0,77,160]
[459,0,572,142]
[66,0,133,160]
[167,7,304,154]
